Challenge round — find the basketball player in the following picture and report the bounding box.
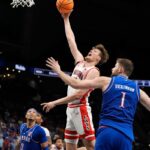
[36,112,52,149]
[41,12,109,150]
[19,108,49,150]
[44,57,150,150]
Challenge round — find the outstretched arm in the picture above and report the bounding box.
[140,89,150,111]
[41,90,87,112]
[62,13,84,63]
[46,57,105,89]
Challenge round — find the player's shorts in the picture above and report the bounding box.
[64,105,95,144]
[95,126,132,150]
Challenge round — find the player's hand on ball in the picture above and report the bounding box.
[61,11,72,19]
[56,0,74,14]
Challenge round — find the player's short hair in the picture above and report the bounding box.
[26,108,38,114]
[53,137,63,144]
[117,58,134,77]
[93,43,109,65]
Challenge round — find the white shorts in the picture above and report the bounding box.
[64,105,95,144]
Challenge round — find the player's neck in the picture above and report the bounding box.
[84,60,96,67]
[27,120,36,128]
[118,73,128,79]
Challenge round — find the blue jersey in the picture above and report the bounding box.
[99,75,140,141]
[20,123,47,150]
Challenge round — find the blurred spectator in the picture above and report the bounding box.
[51,137,64,150]
[2,137,10,150]
[4,110,10,122]
[0,134,3,150]
[2,128,8,140]
[7,128,18,150]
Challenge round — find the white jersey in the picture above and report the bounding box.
[41,126,50,137]
[67,61,98,107]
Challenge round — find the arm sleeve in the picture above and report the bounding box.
[37,127,48,143]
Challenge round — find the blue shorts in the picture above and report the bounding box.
[95,127,132,150]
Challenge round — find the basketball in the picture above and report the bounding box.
[56,0,74,14]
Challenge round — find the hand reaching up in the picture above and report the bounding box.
[46,57,61,74]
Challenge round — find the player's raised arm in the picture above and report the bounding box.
[62,12,84,63]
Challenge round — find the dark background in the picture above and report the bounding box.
[0,0,150,77]
[0,0,150,149]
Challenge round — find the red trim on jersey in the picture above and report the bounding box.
[68,104,86,108]
[65,130,79,140]
[79,132,95,138]
[85,136,96,141]
[65,135,79,140]
[79,67,99,104]
[65,130,78,134]
[79,133,95,141]
[80,106,95,139]
[68,88,92,107]
[80,89,93,104]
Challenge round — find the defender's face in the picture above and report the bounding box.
[85,48,101,63]
[111,62,121,76]
[25,108,37,120]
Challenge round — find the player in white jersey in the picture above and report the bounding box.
[67,61,98,107]
[36,112,52,149]
[41,12,109,150]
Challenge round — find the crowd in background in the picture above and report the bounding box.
[0,107,66,150]
[0,106,88,150]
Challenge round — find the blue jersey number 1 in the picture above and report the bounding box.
[120,92,126,108]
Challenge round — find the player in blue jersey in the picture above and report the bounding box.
[45,57,150,150]
[18,108,49,150]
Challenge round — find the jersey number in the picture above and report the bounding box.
[120,92,126,108]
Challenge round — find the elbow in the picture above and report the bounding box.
[66,35,75,42]
[66,34,72,40]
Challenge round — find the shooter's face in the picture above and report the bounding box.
[25,108,37,120]
[85,48,101,63]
